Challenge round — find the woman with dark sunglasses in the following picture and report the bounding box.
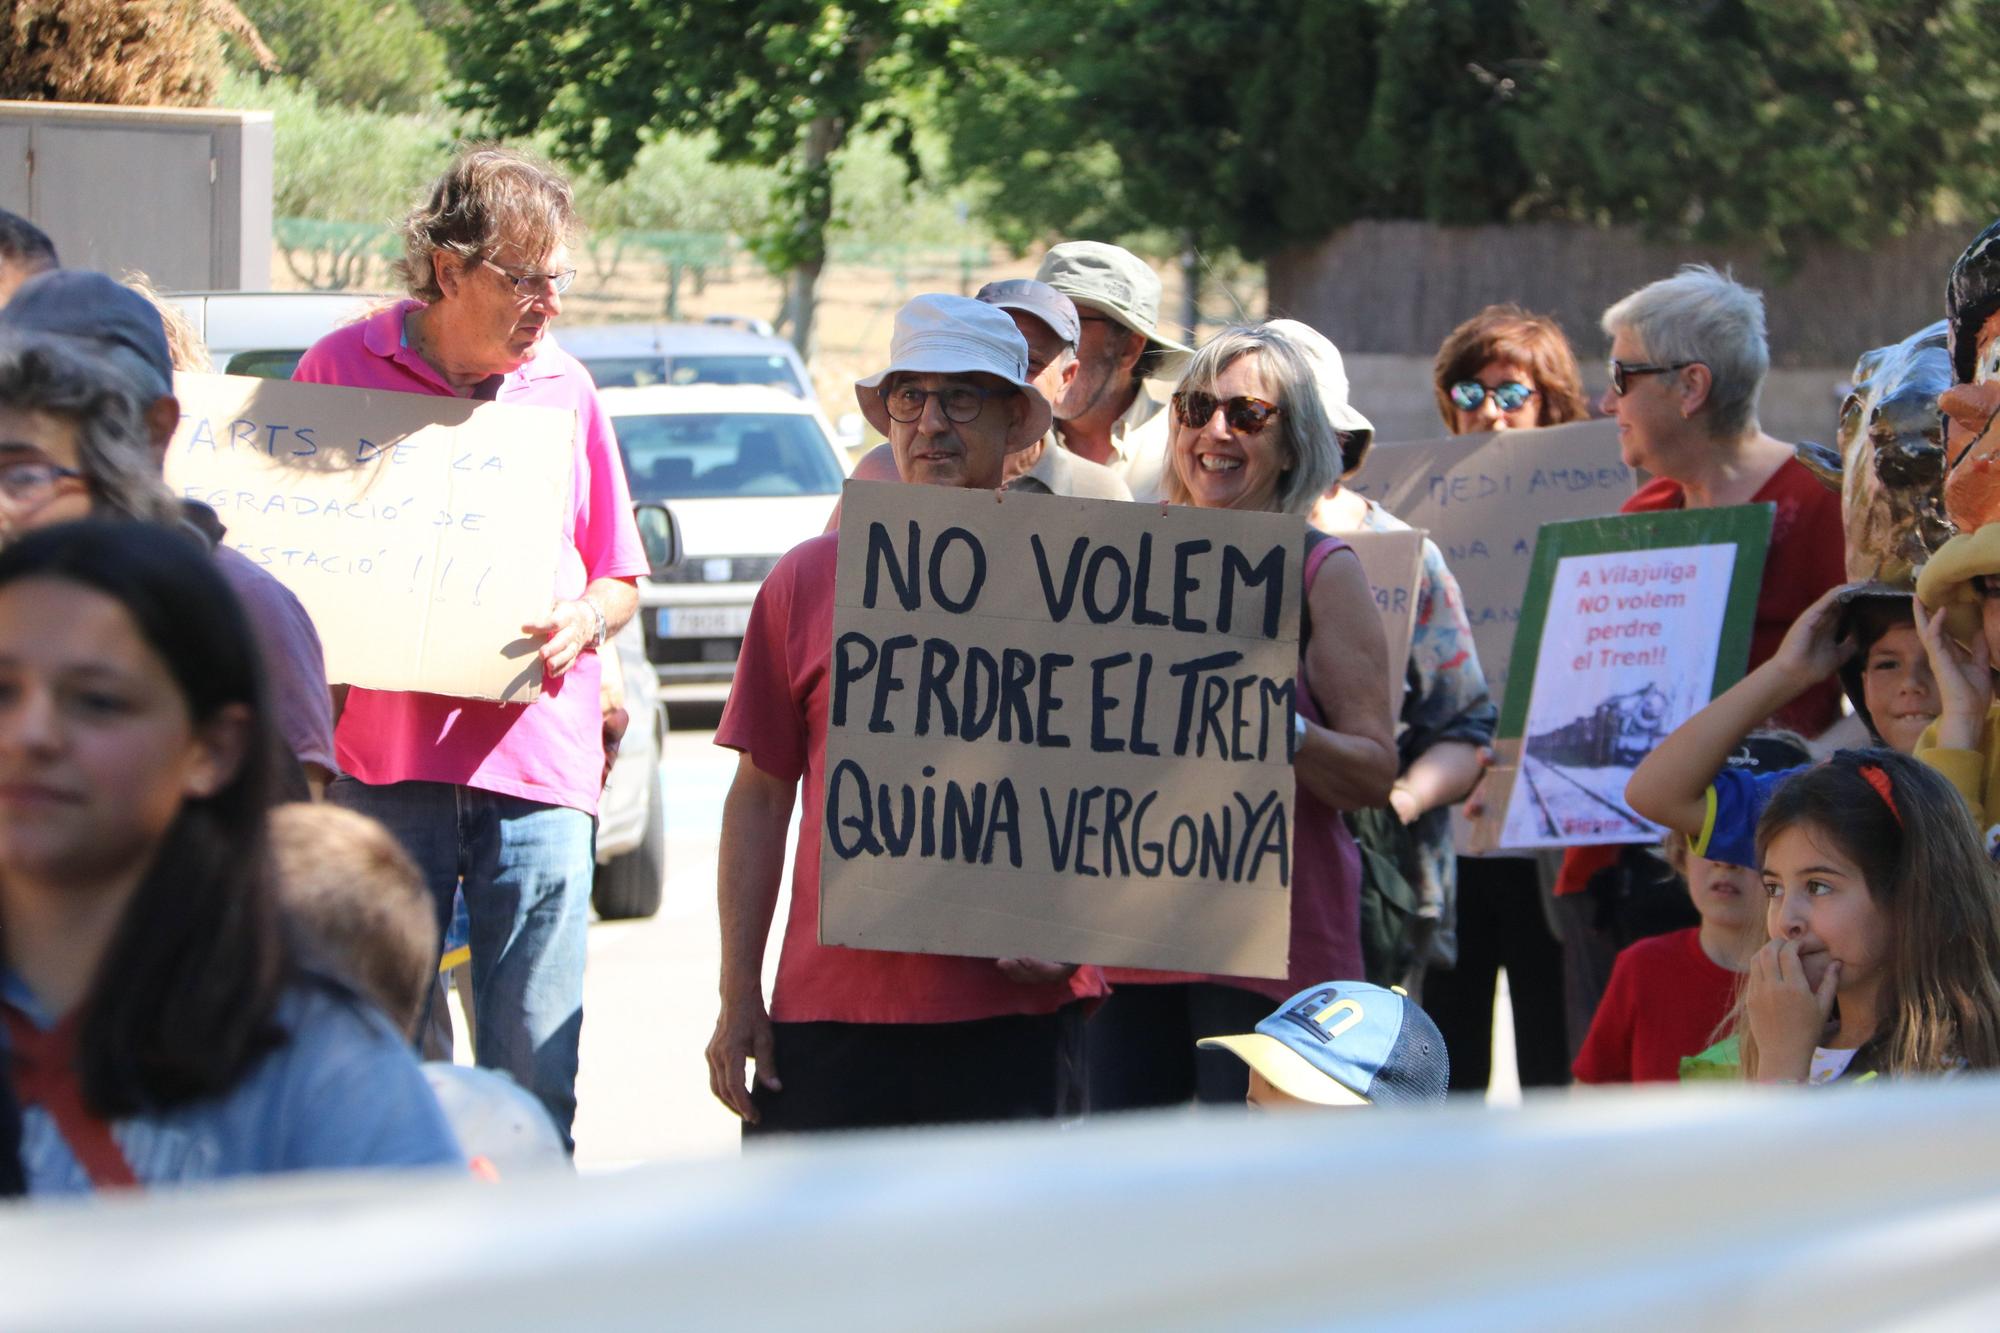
[1417,305,1590,1097]
[1083,322,1399,1112]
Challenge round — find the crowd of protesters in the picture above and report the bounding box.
[5,139,2000,1198]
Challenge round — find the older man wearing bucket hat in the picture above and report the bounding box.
[827,279,1133,510]
[707,294,1102,1135]
[1036,241,1193,503]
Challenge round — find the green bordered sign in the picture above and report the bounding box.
[1493,504,1773,850]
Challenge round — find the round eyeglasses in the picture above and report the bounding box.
[881,383,1015,424]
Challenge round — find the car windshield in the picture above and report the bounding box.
[224,349,306,379]
[615,412,843,499]
[585,353,805,396]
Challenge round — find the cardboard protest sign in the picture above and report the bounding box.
[1346,418,1630,706]
[1342,528,1425,713]
[1491,506,1772,850]
[166,373,575,702]
[821,482,1304,978]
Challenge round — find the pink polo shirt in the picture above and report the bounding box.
[293,301,647,814]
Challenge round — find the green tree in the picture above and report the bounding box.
[1355,0,1540,226]
[449,1,958,357]
[942,0,1380,259]
[232,0,447,113]
[1513,0,2000,256]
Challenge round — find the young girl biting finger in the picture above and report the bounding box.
[1740,750,2000,1084]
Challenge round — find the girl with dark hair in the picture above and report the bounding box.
[1741,749,2000,1082]
[0,521,459,1192]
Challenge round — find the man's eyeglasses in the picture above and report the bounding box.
[1608,359,1698,395]
[481,257,577,298]
[1449,380,1537,413]
[881,382,1016,424]
[0,459,83,505]
[1171,391,1282,435]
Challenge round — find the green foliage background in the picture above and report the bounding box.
[218,0,2000,275]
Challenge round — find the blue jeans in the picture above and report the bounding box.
[330,777,594,1149]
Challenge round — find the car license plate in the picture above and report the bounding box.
[659,605,752,638]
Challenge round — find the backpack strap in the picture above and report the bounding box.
[4,1005,139,1189]
[1298,527,1351,721]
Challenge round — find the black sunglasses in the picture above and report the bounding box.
[1171,391,1282,434]
[1608,359,1698,395]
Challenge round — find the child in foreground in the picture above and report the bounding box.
[0,522,459,1193]
[1575,733,1811,1084]
[1197,982,1449,1108]
[270,802,565,1175]
[1737,750,2000,1083]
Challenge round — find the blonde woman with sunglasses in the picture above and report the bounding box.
[1084,322,1399,1113]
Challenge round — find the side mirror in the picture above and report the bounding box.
[634,502,682,580]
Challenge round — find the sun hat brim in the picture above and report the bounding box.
[855,333,1052,452]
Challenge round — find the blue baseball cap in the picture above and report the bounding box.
[0,269,174,401]
[1199,981,1449,1106]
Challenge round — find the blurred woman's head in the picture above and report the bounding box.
[1164,323,1350,515]
[0,333,181,541]
[1599,265,1771,476]
[1433,304,1588,436]
[0,521,284,1114]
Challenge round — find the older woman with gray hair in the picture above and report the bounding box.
[294,145,648,1148]
[1552,264,1845,1059]
[1087,321,1399,1111]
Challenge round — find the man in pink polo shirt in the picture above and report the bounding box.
[708,295,1102,1133]
[294,147,647,1148]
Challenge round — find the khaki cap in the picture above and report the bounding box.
[1035,241,1193,376]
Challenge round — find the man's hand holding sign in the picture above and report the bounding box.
[821,483,1306,976]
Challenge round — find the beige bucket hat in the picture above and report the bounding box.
[1035,241,1193,376]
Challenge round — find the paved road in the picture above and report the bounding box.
[570,726,782,1171]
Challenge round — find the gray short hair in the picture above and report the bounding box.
[0,332,181,527]
[397,144,578,303]
[1601,264,1769,440]
[1161,323,1342,515]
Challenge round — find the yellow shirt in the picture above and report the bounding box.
[1916,704,2000,846]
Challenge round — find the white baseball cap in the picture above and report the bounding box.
[855,293,1053,449]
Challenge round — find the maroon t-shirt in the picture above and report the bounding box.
[716,532,1106,1024]
[1573,927,1739,1084]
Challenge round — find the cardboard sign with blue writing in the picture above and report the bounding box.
[165,372,575,702]
[1346,418,1630,708]
[821,481,1304,978]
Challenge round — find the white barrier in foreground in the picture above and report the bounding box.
[5,1082,2000,1331]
